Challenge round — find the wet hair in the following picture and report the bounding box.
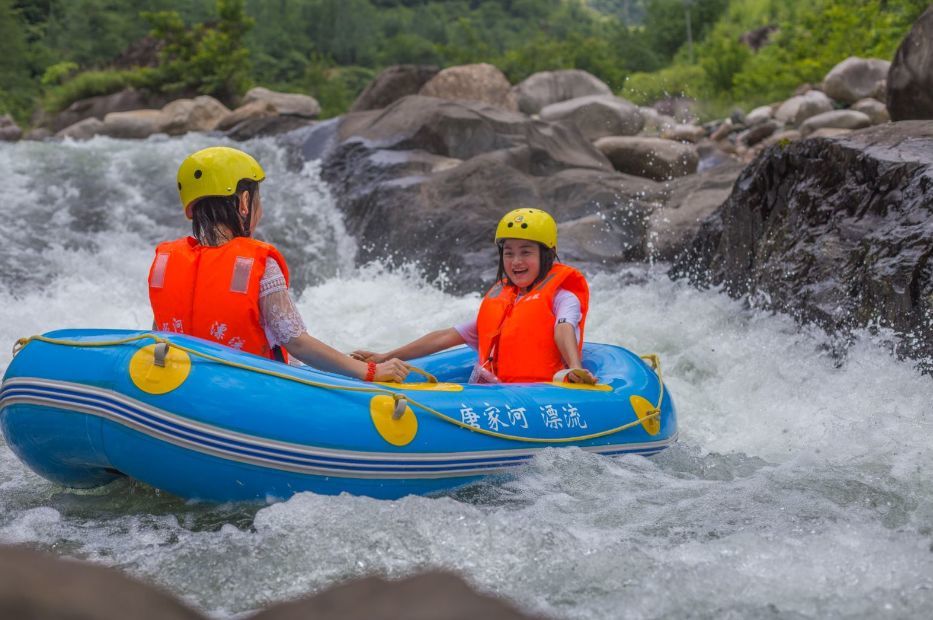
[495,241,558,289]
[190,179,260,246]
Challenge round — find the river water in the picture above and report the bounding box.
[0,135,931,619]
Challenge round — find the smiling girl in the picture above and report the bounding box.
[353,208,596,384]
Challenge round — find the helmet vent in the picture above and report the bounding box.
[507,222,514,228]
[194,169,203,179]
[521,223,528,228]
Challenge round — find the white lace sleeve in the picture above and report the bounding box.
[259,258,307,348]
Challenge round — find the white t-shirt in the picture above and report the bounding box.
[454,288,582,350]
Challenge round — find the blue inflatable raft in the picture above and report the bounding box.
[0,330,677,501]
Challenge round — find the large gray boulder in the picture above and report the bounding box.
[320,95,661,291]
[744,105,774,126]
[800,110,871,136]
[0,545,203,620]
[242,87,321,118]
[351,64,439,112]
[774,90,834,126]
[0,115,22,141]
[539,95,643,141]
[100,109,169,138]
[161,96,230,135]
[887,6,933,121]
[594,136,698,181]
[822,57,890,104]
[512,69,612,115]
[673,121,933,372]
[252,572,542,620]
[419,63,518,112]
[216,100,276,131]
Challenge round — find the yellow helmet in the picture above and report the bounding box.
[494,208,558,249]
[177,146,265,218]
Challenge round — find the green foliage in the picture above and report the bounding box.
[40,62,80,88]
[143,0,253,102]
[302,58,375,118]
[622,64,708,105]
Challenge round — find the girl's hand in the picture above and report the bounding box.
[373,358,410,383]
[351,350,387,363]
[565,368,597,385]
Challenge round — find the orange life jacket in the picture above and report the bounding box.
[148,236,290,361]
[476,263,589,383]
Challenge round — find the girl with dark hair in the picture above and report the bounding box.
[148,146,409,383]
[353,208,596,384]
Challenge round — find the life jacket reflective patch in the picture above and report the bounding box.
[148,236,290,361]
[476,263,589,383]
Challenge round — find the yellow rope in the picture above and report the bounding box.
[12,334,665,444]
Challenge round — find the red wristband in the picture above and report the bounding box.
[365,361,376,382]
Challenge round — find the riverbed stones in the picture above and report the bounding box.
[738,120,781,146]
[661,123,706,143]
[0,545,204,620]
[800,110,871,136]
[419,63,518,112]
[350,64,439,112]
[887,5,933,121]
[57,117,104,140]
[540,95,643,141]
[242,86,321,118]
[0,115,21,141]
[100,109,170,139]
[594,136,698,181]
[161,96,230,135]
[744,105,774,126]
[45,87,173,133]
[216,100,277,131]
[512,69,612,115]
[822,56,890,104]
[775,90,834,126]
[673,121,933,372]
[851,98,890,125]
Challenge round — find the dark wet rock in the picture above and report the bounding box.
[419,63,518,112]
[822,57,889,105]
[0,115,22,141]
[350,64,439,112]
[594,136,698,181]
[512,69,612,115]
[251,572,542,620]
[44,88,174,133]
[673,121,933,372]
[887,6,933,121]
[0,544,203,620]
[225,115,316,141]
[540,95,643,141]
[649,160,744,260]
[800,110,871,136]
[320,95,662,291]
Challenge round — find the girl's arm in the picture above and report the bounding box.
[555,322,597,384]
[285,332,409,382]
[353,328,466,363]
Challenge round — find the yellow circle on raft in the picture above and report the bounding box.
[369,395,418,447]
[129,344,191,395]
[629,395,661,436]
